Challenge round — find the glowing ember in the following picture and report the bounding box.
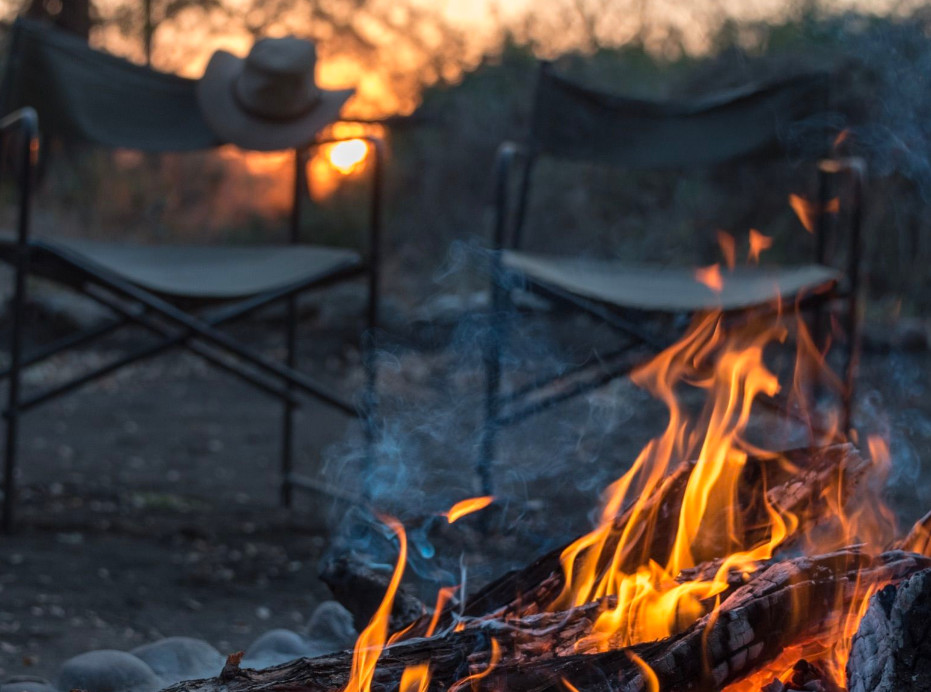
[442,495,495,523]
[694,263,724,292]
[327,138,369,174]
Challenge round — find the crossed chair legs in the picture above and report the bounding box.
[0,254,379,532]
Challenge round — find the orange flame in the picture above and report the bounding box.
[443,496,495,523]
[834,128,850,149]
[425,585,459,637]
[747,229,773,264]
[448,638,501,692]
[342,515,407,692]
[789,194,840,233]
[399,663,431,692]
[717,230,736,271]
[544,306,896,689]
[694,264,723,293]
[626,651,660,692]
[560,677,581,692]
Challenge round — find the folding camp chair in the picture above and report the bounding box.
[0,19,384,531]
[479,62,864,495]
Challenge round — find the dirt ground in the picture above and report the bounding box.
[0,293,929,684]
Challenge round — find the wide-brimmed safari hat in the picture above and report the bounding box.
[197,36,353,151]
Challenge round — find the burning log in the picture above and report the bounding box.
[846,567,931,692]
[154,550,931,692]
[475,550,931,692]
[399,443,868,641]
[760,660,843,692]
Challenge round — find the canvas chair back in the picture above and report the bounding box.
[0,18,218,151]
[529,62,831,169]
[504,62,833,250]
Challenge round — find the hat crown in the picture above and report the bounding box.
[246,37,316,76]
[234,36,320,120]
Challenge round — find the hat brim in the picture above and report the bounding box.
[197,50,354,152]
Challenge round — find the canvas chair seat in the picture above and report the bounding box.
[503,251,841,313]
[23,237,362,300]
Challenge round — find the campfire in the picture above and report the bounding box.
[165,302,931,692]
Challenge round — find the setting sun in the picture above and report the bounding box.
[327,138,369,174]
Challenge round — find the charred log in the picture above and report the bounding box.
[475,550,931,692]
[846,567,931,692]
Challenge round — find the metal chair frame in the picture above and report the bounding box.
[478,66,865,496]
[0,106,385,532]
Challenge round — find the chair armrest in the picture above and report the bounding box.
[0,107,39,246]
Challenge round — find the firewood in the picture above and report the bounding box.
[154,550,931,692]
[846,567,931,692]
[474,550,931,692]
[320,554,427,633]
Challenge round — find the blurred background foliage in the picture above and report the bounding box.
[2,0,931,310]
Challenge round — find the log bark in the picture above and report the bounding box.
[157,550,931,692]
[846,567,931,692]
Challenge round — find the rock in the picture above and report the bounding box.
[58,650,161,692]
[131,637,224,683]
[242,629,313,668]
[303,601,356,655]
[1,676,58,692]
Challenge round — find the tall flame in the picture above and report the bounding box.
[546,305,896,686]
[343,515,407,692]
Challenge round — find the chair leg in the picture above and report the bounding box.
[3,251,28,533]
[360,261,380,497]
[478,277,507,497]
[842,288,860,434]
[279,295,297,508]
